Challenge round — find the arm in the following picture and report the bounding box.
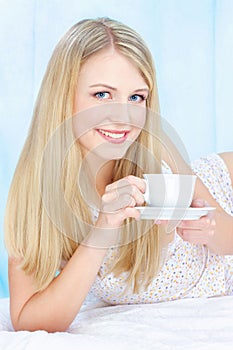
[9,244,108,332]
[201,152,233,254]
[9,176,145,332]
[178,152,233,255]
[161,136,233,254]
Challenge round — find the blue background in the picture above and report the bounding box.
[0,0,233,297]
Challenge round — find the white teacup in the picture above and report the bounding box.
[143,174,197,208]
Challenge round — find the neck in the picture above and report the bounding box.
[95,160,115,196]
[82,151,115,197]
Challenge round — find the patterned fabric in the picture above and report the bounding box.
[91,154,233,304]
[192,153,233,216]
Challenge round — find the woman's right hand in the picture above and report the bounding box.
[96,175,146,229]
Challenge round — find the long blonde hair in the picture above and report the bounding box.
[4,17,164,293]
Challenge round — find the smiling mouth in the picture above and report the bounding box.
[96,128,130,143]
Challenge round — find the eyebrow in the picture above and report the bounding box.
[89,83,149,93]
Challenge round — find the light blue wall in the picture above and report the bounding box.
[0,0,233,297]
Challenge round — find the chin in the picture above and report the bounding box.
[97,150,128,161]
[95,143,132,161]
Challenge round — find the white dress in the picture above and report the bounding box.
[91,154,233,304]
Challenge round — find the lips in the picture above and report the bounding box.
[96,128,130,144]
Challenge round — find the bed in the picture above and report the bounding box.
[1,293,233,350]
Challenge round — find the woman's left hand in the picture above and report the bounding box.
[176,199,216,245]
[155,198,216,245]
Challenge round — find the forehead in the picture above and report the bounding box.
[78,48,147,86]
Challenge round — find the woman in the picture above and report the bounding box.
[4,17,233,332]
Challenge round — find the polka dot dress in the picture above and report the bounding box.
[192,153,233,216]
[91,154,233,304]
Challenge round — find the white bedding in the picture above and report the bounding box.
[1,295,233,350]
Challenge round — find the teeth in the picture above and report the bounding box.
[98,129,125,139]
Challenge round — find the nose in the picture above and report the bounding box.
[99,102,131,126]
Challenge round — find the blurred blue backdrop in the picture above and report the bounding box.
[0,0,233,297]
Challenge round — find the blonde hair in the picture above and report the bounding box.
[4,17,164,293]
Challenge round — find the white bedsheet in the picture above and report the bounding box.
[1,295,233,350]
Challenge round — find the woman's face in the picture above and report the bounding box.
[73,48,149,160]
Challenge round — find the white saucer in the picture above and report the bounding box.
[135,206,215,220]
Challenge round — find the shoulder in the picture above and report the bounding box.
[218,152,233,183]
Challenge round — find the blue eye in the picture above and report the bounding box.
[129,94,146,102]
[95,92,110,99]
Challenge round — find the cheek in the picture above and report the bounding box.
[72,107,103,140]
[73,93,90,116]
[128,104,147,129]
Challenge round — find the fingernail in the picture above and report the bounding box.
[208,230,214,236]
[211,219,216,226]
[154,219,161,225]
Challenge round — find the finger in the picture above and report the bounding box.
[102,185,145,206]
[207,209,216,223]
[177,227,215,244]
[178,216,211,230]
[182,231,214,245]
[190,199,216,225]
[105,175,146,194]
[105,178,129,192]
[191,198,206,208]
[123,207,141,221]
[108,207,141,224]
[96,207,141,229]
[102,193,136,212]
